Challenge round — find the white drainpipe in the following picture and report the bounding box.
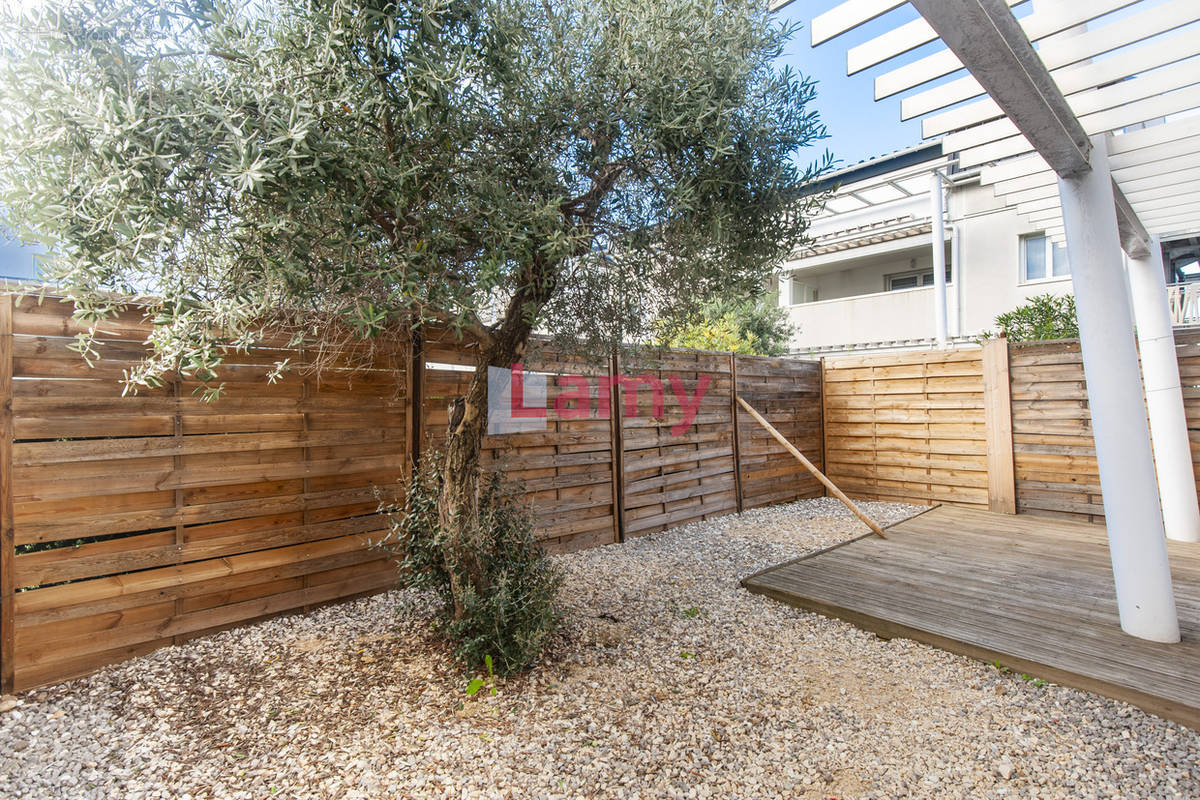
[951,224,963,338]
[930,171,949,347]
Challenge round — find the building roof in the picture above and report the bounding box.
[804,141,944,196]
[804,219,933,257]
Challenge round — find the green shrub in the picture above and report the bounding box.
[377,456,562,676]
[658,294,795,356]
[987,293,1078,342]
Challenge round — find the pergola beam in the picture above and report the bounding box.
[907,0,1092,178]
[903,0,1153,257]
[1113,179,1153,259]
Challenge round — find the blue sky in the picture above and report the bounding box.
[0,236,39,281]
[773,2,931,170]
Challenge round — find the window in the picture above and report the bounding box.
[885,267,951,292]
[1021,234,1069,282]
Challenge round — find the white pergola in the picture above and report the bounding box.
[776,0,1200,643]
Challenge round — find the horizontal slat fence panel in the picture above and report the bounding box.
[4,295,407,690]
[1179,331,1200,511]
[620,350,738,536]
[1009,331,1200,524]
[484,344,619,554]
[1008,339,1103,523]
[821,333,1200,526]
[735,356,824,510]
[0,294,825,691]
[822,347,990,508]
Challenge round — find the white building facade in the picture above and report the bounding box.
[779,141,1198,356]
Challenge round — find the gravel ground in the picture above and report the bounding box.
[1,497,1198,800]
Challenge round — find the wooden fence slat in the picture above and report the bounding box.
[983,338,1017,514]
[730,353,744,513]
[609,352,626,543]
[408,328,424,473]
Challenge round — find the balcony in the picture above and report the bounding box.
[784,285,945,352]
[1169,283,1200,327]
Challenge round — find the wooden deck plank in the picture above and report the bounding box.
[742,505,1200,729]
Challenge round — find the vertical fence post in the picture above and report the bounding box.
[609,351,626,542]
[982,338,1017,514]
[1,295,14,693]
[171,378,186,641]
[729,352,744,513]
[406,328,424,476]
[819,357,828,499]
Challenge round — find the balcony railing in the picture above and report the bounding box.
[783,285,946,351]
[1168,282,1200,327]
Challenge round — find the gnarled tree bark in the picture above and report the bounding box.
[438,252,559,618]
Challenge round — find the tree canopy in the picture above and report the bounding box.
[0,0,829,388]
[0,0,831,657]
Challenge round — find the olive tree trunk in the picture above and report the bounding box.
[437,257,555,618]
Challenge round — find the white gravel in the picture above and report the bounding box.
[1,497,1198,799]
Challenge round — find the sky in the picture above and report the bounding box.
[0,237,40,281]
[772,1,932,170]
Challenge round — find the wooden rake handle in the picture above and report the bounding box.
[736,395,887,539]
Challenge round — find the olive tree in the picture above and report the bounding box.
[0,0,828,623]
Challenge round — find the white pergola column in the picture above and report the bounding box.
[1128,236,1200,543]
[1058,136,1179,643]
[930,172,948,347]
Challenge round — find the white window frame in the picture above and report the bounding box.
[884,265,952,292]
[1020,233,1070,284]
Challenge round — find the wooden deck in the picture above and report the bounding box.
[742,505,1200,729]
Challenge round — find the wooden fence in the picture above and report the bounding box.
[1008,332,1200,522]
[16,288,1190,693]
[1,296,411,692]
[1008,339,1103,521]
[822,332,1200,525]
[0,294,823,691]
[821,347,991,509]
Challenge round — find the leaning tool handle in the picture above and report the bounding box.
[736,395,887,539]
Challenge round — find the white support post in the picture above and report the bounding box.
[930,172,949,347]
[951,224,964,338]
[1058,135,1179,643]
[1128,236,1200,543]
[778,272,792,309]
